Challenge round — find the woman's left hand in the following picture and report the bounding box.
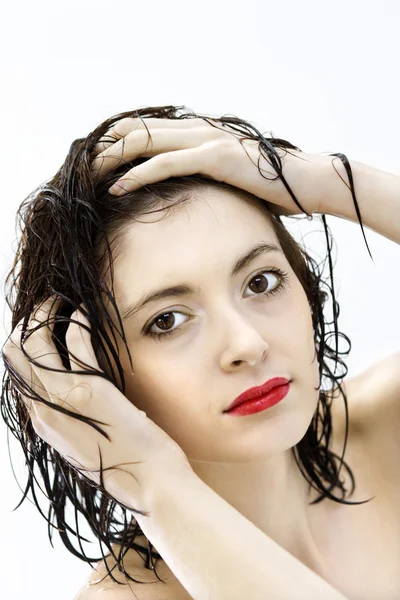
[90,117,330,217]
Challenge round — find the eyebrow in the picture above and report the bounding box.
[120,242,284,322]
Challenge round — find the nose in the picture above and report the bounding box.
[229,347,268,369]
[247,359,258,367]
[217,309,269,371]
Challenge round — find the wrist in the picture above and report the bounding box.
[283,151,333,216]
[316,157,400,243]
[306,153,340,215]
[138,457,195,518]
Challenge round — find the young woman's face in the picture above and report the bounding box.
[107,187,320,464]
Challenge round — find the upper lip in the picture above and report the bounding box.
[224,377,290,412]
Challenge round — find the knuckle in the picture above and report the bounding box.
[8,321,26,347]
[215,137,233,152]
[71,381,93,403]
[114,117,137,135]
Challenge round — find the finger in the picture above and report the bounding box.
[106,146,209,195]
[28,302,101,411]
[93,116,210,155]
[23,303,102,442]
[3,339,48,416]
[23,297,66,406]
[64,303,100,373]
[3,297,63,414]
[91,127,213,182]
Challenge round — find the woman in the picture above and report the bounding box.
[2,105,399,600]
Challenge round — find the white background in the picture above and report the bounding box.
[1,1,399,599]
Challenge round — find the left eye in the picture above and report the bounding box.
[246,270,280,296]
[143,267,289,340]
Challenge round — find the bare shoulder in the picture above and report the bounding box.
[73,540,190,599]
[348,351,400,433]
[333,352,400,494]
[72,548,155,599]
[331,352,400,431]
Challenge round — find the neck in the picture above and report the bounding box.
[189,448,330,573]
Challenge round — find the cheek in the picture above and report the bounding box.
[126,362,209,457]
[280,296,318,380]
[300,308,320,388]
[280,296,314,353]
[122,355,195,418]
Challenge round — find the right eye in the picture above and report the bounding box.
[143,311,190,341]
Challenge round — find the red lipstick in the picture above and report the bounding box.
[224,377,290,416]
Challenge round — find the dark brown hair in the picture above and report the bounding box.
[1,104,375,588]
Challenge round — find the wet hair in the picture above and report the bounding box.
[1,104,375,589]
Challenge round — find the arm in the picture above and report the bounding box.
[318,158,400,244]
[136,467,349,600]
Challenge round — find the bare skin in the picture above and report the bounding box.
[76,372,400,600]
[98,187,322,563]
[72,187,399,599]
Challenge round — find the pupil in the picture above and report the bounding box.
[156,313,174,330]
[250,274,268,293]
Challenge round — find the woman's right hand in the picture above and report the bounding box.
[2,296,191,513]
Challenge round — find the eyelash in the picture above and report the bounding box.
[143,267,289,341]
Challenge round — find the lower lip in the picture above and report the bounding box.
[225,383,290,416]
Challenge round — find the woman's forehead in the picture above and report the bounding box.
[119,192,276,256]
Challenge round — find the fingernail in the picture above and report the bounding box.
[108,182,127,195]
